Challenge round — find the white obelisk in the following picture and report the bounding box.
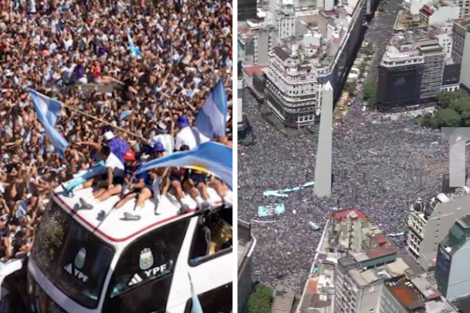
[314,81,333,198]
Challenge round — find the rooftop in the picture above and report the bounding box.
[386,277,426,312]
[54,184,222,245]
[332,208,368,222]
[440,214,470,254]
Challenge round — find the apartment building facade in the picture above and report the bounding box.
[265,0,367,128]
[435,215,470,301]
[407,191,470,271]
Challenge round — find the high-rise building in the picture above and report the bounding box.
[381,275,458,313]
[238,0,258,22]
[238,220,257,313]
[376,34,445,111]
[265,1,367,128]
[435,214,470,301]
[452,18,470,90]
[407,189,470,271]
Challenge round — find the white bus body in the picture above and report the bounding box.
[27,184,233,313]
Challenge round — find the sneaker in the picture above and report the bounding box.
[61,183,71,197]
[178,203,190,215]
[200,201,210,212]
[123,212,141,221]
[79,198,93,210]
[209,201,220,210]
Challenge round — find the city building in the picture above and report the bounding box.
[238,220,257,313]
[429,23,454,62]
[265,1,367,128]
[238,62,250,139]
[376,33,445,111]
[381,274,457,313]
[334,247,411,313]
[238,19,276,68]
[419,2,460,27]
[452,18,470,90]
[407,188,470,271]
[435,214,470,301]
[239,0,258,22]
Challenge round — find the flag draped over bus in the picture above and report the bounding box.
[135,142,233,189]
[28,89,69,157]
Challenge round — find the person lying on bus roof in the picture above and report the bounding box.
[78,146,125,210]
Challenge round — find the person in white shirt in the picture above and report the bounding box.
[174,115,210,151]
[148,122,174,156]
[79,146,125,209]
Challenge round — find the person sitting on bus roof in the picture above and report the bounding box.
[208,177,232,208]
[113,157,158,220]
[163,146,191,215]
[91,150,140,203]
[79,146,125,210]
[183,168,212,211]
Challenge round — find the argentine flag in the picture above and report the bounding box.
[28,89,69,157]
[136,142,232,189]
[127,28,141,58]
[188,273,204,313]
[195,81,228,139]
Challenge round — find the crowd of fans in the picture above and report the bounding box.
[0,0,233,261]
[239,90,448,292]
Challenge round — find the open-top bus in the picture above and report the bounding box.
[21,182,232,313]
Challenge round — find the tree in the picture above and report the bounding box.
[347,82,357,97]
[363,81,378,105]
[247,285,272,313]
[436,90,466,109]
[433,108,461,127]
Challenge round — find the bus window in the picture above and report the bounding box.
[104,218,189,313]
[189,209,233,265]
[184,283,232,313]
[31,201,114,309]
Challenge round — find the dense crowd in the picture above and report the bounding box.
[0,0,232,262]
[239,90,451,293]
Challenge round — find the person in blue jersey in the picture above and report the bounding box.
[77,130,130,164]
[114,150,157,220]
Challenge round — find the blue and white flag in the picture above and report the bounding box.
[127,28,141,58]
[28,89,69,157]
[136,142,232,189]
[188,273,203,313]
[195,81,228,139]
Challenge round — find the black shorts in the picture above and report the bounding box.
[125,187,154,198]
[190,173,207,185]
[170,175,182,182]
[99,174,124,185]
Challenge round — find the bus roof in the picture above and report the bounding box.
[53,185,222,244]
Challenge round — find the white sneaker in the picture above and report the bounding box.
[223,195,233,208]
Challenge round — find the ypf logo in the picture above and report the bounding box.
[442,128,470,187]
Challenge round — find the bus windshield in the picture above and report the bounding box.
[31,199,114,309]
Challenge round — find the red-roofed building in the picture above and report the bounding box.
[332,208,368,222]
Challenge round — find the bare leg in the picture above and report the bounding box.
[209,179,227,198]
[183,180,198,200]
[97,185,123,202]
[114,193,137,209]
[171,180,185,200]
[197,182,210,201]
[136,188,152,209]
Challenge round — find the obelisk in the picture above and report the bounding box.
[314,81,333,198]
